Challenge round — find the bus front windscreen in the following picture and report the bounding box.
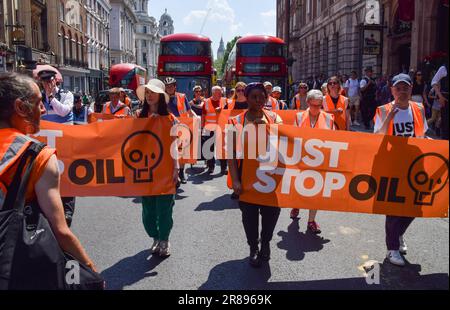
[238,43,284,57]
[161,41,211,56]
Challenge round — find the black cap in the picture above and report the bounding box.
[392,73,412,86]
[38,70,56,81]
[73,93,81,102]
[364,66,373,72]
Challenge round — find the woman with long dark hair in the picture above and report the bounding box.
[136,79,179,258]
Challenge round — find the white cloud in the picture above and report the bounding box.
[182,0,241,35]
[260,9,276,18]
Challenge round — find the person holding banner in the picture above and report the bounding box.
[164,77,197,184]
[103,88,131,117]
[322,76,351,131]
[227,82,283,268]
[373,73,429,266]
[289,90,336,234]
[226,82,247,110]
[203,86,228,174]
[0,73,97,273]
[136,79,180,258]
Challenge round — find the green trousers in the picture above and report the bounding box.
[141,195,175,241]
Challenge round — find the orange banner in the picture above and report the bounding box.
[239,125,449,218]
[34,119,177,197]
[176,116,201,165]
[89,113,132,122]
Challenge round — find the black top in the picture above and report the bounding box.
[233,101,248,110]
[412,81,425,96]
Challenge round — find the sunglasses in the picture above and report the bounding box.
[328,82,339,86]
[416,73,422,76]
[236,89,245,93]
[194,90,201,93]
[299,86,308,89]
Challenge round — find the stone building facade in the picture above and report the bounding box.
[277,0,448,83]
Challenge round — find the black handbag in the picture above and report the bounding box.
[0,142,104,290]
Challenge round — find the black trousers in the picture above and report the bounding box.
[361,97,377,128]
[385,216,415,250]
[205,130,227,170]
[62,196,76,227]
[239,201,281,251]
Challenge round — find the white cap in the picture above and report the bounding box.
[263,81,273,87]
[136,79,169,103]
[272,86,282,93]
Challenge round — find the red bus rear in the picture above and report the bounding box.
[158,33,213,99]
[109,63,147,92]
[224,35,288,99]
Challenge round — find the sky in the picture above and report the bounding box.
[148,0,277,57]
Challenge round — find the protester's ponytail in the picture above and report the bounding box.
[139,99,150,118]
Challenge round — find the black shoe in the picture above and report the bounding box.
[179,170,187,184]
[176,181,181,189]
[231,192,239,200]
[259,243,270,261]
[207,166,214,174]
[249,249,261,268]
[221,168,228,175]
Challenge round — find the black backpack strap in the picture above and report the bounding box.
[2,142,46,213]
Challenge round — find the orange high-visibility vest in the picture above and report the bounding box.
[103,101,129,116]
[294,109,335,130]
[293,94,305,110]
[265,96,280,111]
[175,92,189,118]
[323,95,348,130]
[0,129,54,206]
[374,101,426,137]
[227,99,235,110]
[204,97,227,125]
[226,109,278,189]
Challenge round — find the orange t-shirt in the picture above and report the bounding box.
[0,129,56,203]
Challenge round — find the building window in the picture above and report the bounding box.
[31,17,40,49]
[143,52,147,64]
[142,40,147,47]
[143,26,147,33]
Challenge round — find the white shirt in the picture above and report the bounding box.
[360,77,369,88]
[374,104,428,137]
[345,78,360,97]
[431,65,448,87]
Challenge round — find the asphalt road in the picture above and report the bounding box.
[71,157,449,290]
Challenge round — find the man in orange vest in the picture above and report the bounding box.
[373,73,429,267]
[203,85,228,174]
[263,81,280,111]
[0,73,97,277]
[164,77,197,118]
[164,77,197,183]
[322,76,351,131]
[103,87,131,116]
[289,89,335,234]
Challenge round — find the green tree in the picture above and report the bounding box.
[220,36,241,78]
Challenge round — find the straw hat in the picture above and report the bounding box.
[136,79,169,103]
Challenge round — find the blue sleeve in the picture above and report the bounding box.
[184,96,191,111]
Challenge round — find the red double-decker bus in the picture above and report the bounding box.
[109,63,147,92]
[158,33,213,99]
[224,35,288,99]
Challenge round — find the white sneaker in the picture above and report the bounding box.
[399,236,407,254]
[354,120,360,126]
[386,250,405,266]
[150,239,160,254]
